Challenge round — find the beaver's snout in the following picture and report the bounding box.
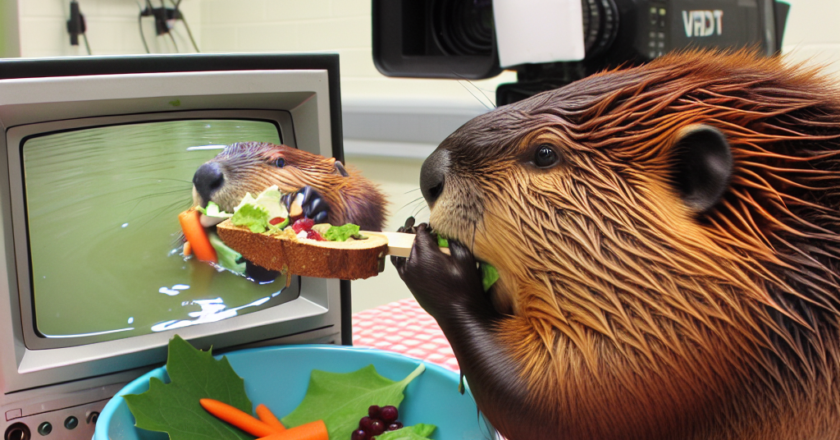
[420,148,449,207]
[193,162,224,205]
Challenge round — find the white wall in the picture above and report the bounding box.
[781,0,840,77]
[1,0,20,57]
[17,0,200,57]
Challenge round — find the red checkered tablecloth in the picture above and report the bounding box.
[352,298,460,371]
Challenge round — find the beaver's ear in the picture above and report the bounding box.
[669,124,733,213]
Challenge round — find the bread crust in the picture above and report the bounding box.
[216,220,388,280]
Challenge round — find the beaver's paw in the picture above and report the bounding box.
[396,216,418,234]
[392,224,484,320]
[284,186,330,224]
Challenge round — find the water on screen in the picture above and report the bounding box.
[23,119,295,340]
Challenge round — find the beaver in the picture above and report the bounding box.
[393,50,840,440]
[192,141,386,232]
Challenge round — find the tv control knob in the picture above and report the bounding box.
[86,411,100,425]
[63,417,78,430]
[36,423,51,436]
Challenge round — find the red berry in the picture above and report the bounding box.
[368,405,380,418]
[307,230,325,241]
[380,406,398,423]
[269,217,285,225]
[359,416,373,431]
[370,420,385,436]
[387,422,403,431]
[351,429,368,440]
[292,218,314,233]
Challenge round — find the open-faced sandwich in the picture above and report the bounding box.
[180,185,500,286]
[182,186,389,281]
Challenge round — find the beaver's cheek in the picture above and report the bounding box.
[428,183,484,239]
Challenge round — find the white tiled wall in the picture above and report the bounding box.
[17,0,201,57]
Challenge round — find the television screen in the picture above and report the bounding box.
[22,119,297,341]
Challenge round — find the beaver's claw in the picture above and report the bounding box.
[284,186,330,224]
[392,223,485,320]
[397,216,417,234]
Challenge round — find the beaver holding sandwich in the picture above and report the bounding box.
[393,50,840,440]
[194,50,840,439]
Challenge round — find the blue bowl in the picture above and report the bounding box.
[95,345,488,440]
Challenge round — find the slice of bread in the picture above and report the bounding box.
[216,220,389,280]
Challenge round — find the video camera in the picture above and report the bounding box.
[372,0,790,105]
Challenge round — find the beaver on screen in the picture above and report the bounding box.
[393,50,840,440]
[191,142,387,280]
[192,142,386,232]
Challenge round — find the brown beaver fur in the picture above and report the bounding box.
[395,50,840,440]
[192,141,386,231]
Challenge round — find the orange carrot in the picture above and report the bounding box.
[178,209,217,263]
[256,404,286,432]
[199,399,275,437]
[256,420,327,440]
[183,241,192,257]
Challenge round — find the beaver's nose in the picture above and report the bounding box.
[193,162,224,203]
[420,148,449,207]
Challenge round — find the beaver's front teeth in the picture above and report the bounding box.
[199,213,226,228]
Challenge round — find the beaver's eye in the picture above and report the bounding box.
[534,145,559,168]
[273,158,286,168]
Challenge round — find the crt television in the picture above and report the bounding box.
[0,54,351,440]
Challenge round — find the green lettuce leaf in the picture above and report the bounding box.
[480,263,500,292]
[437,235,449,248]
[123,335,252,440]
[435,234,498,291]
[281,363,425,440]
[208,232,246,274]
[376,424,437,440]
[231,203,269,233]
[324,224,361,242]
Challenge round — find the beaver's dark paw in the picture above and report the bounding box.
[396,216,418,234]
[392,224,484,320]
[284,186,330,224]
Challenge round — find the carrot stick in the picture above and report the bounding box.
[183,241,192,257]
[256,420,327,440]
[179,209,217,263]
[256,404,286,432]
[199,399,276,437]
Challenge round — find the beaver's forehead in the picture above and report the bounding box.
[443,110,532,153]
[216,142,327,162]
[218,141,278,156]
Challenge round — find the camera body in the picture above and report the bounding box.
[373,0,789,104]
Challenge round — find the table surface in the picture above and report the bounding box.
[352,298,459,371]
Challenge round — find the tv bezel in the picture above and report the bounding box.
[0,54,353,398]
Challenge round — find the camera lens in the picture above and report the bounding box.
[581,0,620,58]
[429,0,617,60]
[431,0,494,56]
